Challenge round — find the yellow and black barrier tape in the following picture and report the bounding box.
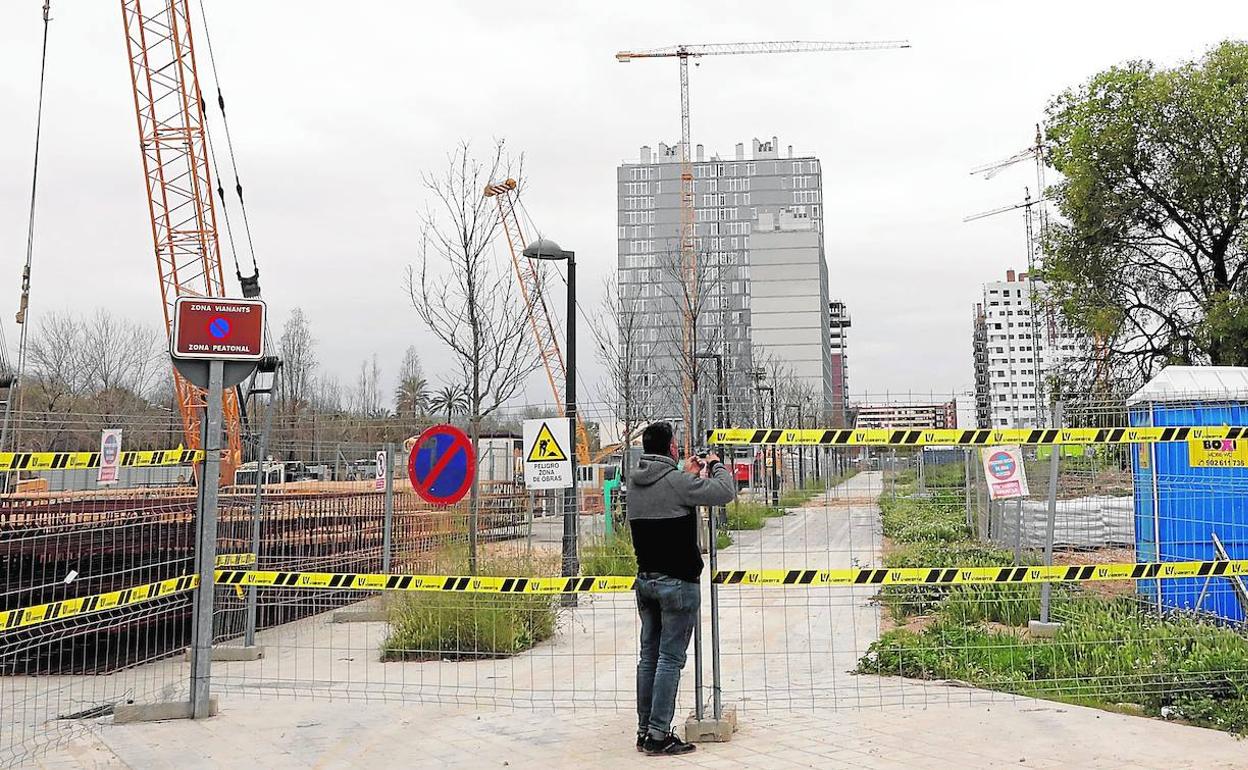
[0,554,255,632]
[1,575,200,631]
[215,570,639,594]
[712,560,1248,586]
[0,447,203,472]
[11,559,1245,632]
[707,426,1248,447]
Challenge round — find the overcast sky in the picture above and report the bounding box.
[2,0,1245,411]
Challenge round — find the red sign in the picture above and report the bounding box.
[408,424,475,505]
[172,297,266,360]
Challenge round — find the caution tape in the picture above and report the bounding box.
[707,426,1248,447]
[215,570,638,594]
[214,552,257,567]
[0,447,203,472]
[712,560,1248,587]
[0,554,254,632]
[1,575,200,631]
[11,558,1244,633]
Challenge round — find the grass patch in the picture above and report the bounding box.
[858,596,1248,734]
[382,546,557,661]
[580,529,637,576]
[726,501,780,530]
[716,529,733,550]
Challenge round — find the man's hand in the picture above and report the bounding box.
[684,456,704,474]
[704,452,721,465]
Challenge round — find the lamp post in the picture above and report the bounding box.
[757,384,777,506]
[786,401,805,489]
[522,238,579,581]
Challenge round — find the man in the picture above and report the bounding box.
[627,422,737,756]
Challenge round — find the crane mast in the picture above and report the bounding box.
[120,0,243,479]
[484,180,593,465]
[616,39,909,447]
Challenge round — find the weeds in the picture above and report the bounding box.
[382,546,558,661]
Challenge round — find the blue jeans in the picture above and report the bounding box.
[635,572,700,739]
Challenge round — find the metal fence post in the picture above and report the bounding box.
[1040,401,1064,623]
[382,442,395,573]
[708,482,723,721]
[190,359,223,719]
[244,386,276,648]
[693,515,704,721]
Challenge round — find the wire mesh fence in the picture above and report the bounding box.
[6,388,1248,764]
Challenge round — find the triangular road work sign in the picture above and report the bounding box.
[526,421,568,462]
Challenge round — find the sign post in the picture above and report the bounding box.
[171,296,265,721]
[189,359,223,719]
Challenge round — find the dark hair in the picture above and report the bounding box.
[642,422,673,455]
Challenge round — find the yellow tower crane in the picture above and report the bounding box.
[614,40,910,448]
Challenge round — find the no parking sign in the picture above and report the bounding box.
[407,424,475,505]
[981,445,1029,500]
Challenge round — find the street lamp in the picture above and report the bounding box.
[693,352,725,434]
[522,238,578,580]
[786,401,805,489]
[756,383,778,506]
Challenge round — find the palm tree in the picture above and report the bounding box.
[428,384,469,424]
[394,375,430,419]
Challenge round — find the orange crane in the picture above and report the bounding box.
[120,0,243,479]
[614,40,909,445]
[483,179,595,465]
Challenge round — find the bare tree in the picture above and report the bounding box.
[25,312,83,413]
[405,141,538,572]
[653,246,727,449]
[589,274,654,449]
[278,307,317,415]
[78,309,161,398]
[352,354,385,417]
[394,345,429,419]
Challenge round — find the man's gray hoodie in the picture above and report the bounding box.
[627,454,736,582]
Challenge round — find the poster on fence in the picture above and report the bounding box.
[980,444,1028,500]
[98,429,122,486]
[1188,439,1248,468]
[375,450,387,490]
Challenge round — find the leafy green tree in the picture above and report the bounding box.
[1043,41,1248,385]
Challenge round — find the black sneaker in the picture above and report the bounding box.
[643,733,696,756]
[636,730,646,752]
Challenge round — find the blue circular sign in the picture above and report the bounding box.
[209,317,231,339]
[988,450,1016,480]
[408,424,475,505]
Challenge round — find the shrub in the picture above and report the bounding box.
[858,595,1248,734]
[581,529,637,576]
[726,502,768,530]
[382,546,558,661]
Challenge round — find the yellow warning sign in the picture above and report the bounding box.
[526,422,568,462]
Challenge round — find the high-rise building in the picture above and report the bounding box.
[828,301,851,425]
[972,269,1087,428]
[750,209,833,414]
[616,137,826,425]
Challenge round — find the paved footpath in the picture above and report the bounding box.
[29,471,1248,768]
[38,697,1247,769]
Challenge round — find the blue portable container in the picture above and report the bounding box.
[1129,366,1248,622]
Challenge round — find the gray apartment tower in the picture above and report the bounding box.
[616,137,830,427]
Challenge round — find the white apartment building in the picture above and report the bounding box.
[973,269,1086,427]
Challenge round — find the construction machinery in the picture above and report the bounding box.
[120,0,244,480]
[614,40,910,448]
[483,179,597,465]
